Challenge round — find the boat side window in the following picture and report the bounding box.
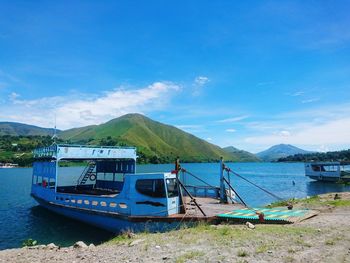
[135,179,166,198]
[166,178,179,198]
[312,165,322,172]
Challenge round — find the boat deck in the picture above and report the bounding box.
[182,196,244,217]
[129,196,318,225]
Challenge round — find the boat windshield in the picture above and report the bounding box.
[311,164,338,172]
[166,178,179,198]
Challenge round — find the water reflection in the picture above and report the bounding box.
[27,206,113,247]
[306,181,350,197]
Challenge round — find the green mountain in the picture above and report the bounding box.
[0,122,56,136]
[59,113,257,163]
[223,146,261,162]
[256,144,312,162]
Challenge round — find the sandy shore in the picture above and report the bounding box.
[1,192,350,263]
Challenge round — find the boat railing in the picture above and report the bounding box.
[183,184,220,199]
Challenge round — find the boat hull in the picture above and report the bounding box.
[32,196,182,233]
[307,175,350,182]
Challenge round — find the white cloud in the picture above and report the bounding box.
[192,76,210,96]
[225,128,236,133]
[276,130,291,137]
[289,91,305,97]
[0,81,181,129]
[206,137,212,141]
[245,117,350,146]
[256,81,274,86]
[194,76,209,86]
[217,115,249,123]
[8,92,20,101]
[301,98,320,104]
[244,104,350,150]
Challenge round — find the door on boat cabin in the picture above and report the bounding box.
[165,176,179,215]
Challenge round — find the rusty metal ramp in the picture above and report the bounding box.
[216,207,318,224]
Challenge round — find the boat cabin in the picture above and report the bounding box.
[305,162,350,182]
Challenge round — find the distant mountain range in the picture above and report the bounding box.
[256,144,312,162]
[222,146,261,162]
[0,116,319,164]
[0,114,258,163]
[0,122,57,136]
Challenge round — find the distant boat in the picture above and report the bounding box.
[305,162,350,182]
[0,163,18,168]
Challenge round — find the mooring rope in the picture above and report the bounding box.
[180,168,218,189]
[224,165,284,201]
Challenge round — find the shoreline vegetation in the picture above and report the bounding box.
[0,135,251,167]
[0,135,223,167]
[1,192,350,262]
[277,149,350,163]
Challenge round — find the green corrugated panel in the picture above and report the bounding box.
[217,207,309,222]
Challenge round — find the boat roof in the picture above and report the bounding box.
[33,144,137,161]
[306,161,350,166]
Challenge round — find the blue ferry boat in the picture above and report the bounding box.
[30,144,239,233]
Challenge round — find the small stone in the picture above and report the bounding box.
[317,229,321,232]
[245,222,255,229]
[162,256,168,260]
[267,250,273,254]
[127,232,136,238]
[89,243,95,248]
[129,239,145,246]
[73,241,88,249]
[46,243,58,250]
[155,245,161,249]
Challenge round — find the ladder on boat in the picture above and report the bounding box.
[77,161,96,185]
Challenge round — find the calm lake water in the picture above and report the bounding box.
[1,162,350,250]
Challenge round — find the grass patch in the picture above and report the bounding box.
[107,232,136,245]
[324,199,350,207]
[284,256,296,263]
[294,237,312,248]
[22,238,38,247]
[175,250,205,263]
[287,248,296,254]
[255,243,271,254]
[325,240,335,246]
[268,194,350,208]
[267,195,320,208]
[237,249,249,257]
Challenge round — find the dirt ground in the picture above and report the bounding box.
[1,192,350,263]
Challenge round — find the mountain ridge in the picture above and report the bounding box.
[59,113,257,163]
[0,114,259,163]
[256,144,312,162]
[223,146,261,162]
[0,122,57,136]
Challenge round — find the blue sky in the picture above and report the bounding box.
[0,0,350,153]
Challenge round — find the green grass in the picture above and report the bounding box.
[175,250,205,263]
[237,249,249,257]
[267,194,350,208]
[267,195,321,208]
[324,199,350,207]
[255,243,272,254]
